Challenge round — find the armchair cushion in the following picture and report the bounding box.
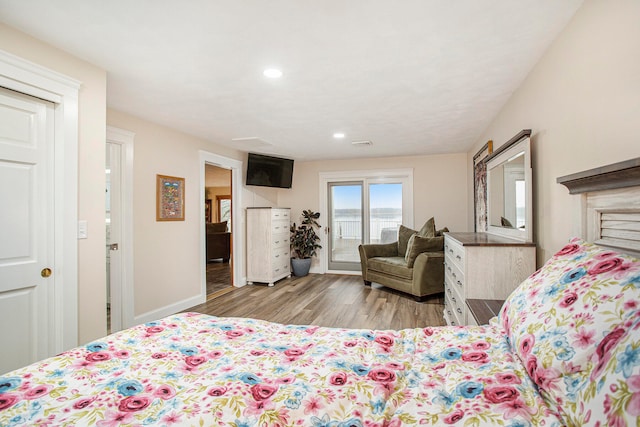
[367,257,413,280]
[397,225,417,255]
[404,235,444,268]
[418,217,436,237]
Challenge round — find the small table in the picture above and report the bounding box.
[466,299,505,325]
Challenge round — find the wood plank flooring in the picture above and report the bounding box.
[185,273,446,330]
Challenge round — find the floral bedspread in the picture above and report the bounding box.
[0,313,561,426]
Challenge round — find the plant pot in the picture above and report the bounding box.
[291,258,312,277]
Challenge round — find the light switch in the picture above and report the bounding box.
[78,220,88,239]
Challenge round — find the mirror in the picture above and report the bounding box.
[486,132,533,242]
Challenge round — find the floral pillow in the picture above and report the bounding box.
[567,317,640,426]
[499,237,640,422]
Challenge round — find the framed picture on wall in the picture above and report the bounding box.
[473,140,493,232]
[156,174,185,221]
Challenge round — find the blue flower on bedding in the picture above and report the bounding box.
[441,347,462,360]
[370,397,386,414]
[234,418,255,427]
[238,373,261,384]
[311,414,338,427]
[284,397,301,409]
[48,369,65,379]
[433,389,456,408]
[543,283,563,298]
[217,324,234,331]
[351,364,370,376]
[615,344,640,378]
[163,371,179,380]
[330,359,347,370]
[117,379,143,396]
[560,267,587,284]
[456,381,484,399]
[86,342,108,352]
[623,274,640,288]
[144,320,160,326]
[405,369,423,387]
[361,332,375,341]
[0,377,22,393]
[274,345,289,352]
[422,353,439,363]
[179,346,199,356]
[564,375,586,400]
[454,330,470,340]
[506,421,530,427]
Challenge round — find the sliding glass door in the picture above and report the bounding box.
[327,180,404,271]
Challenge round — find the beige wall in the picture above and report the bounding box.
[468,0,640,264]
[277,153,468,269]
[1,24,108,344]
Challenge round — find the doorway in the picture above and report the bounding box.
[328,181,405,271]
[105,126,134,332]
[320,169,414,274]
[205,164,233,297]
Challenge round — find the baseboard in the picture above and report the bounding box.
[133,293,205,325]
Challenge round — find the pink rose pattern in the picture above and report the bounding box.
[500,237,640,425]
[1,237,638,426]
[0,313,559,426]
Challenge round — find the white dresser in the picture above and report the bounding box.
[443,232,536,326]
[246,207,291,286]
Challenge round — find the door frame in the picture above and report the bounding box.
[106,126,135,330]
[199,151,244,293]
[0,50,80,352]
[319,169,414,275]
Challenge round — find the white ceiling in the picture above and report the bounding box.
[0,1,583,161]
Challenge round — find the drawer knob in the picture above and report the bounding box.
[456,255,461,260]
[457,308,463,314]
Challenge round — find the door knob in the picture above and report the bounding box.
[41,268,52,278]
[108,243,119,251]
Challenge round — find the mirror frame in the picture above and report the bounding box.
[486,131,533,242]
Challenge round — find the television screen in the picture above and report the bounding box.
[246,153,294,189]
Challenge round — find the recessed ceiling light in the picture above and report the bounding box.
[333,133,345,139]
[263,68,283,78]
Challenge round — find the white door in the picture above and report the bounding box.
[106,142,123,333]
[0,87,55,374]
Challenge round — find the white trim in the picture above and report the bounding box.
[0,49,80,353]
[319,168,414,274]
[133,294,203,325]
[199,151,245,297]
[106,126,135,329]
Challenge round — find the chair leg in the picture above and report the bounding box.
[363,280,371,286]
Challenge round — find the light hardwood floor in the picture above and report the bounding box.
[185,273,446,330]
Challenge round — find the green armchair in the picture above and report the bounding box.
[358,219,445,302]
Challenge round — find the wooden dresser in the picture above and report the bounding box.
[443,232,536,326]
[246,207,291,286]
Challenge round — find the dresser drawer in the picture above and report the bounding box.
[272,233,289,249]
[444,291,464,326]
[445,262,465,297]
[271,219,289,234]
[271,209,290,221]
[444,237,465,271]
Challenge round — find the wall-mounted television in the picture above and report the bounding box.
[246,153,294,189]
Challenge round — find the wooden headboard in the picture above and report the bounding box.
[557,158,640,257]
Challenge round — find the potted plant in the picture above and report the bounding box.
[290,209,322,277]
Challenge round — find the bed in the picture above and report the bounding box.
[1,236,639,426]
